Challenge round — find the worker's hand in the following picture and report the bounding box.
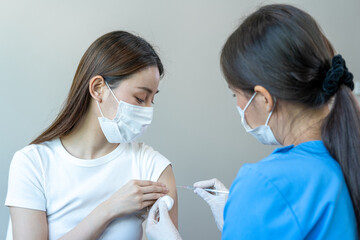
[193,178,229,232]
[103,180,168,219]
[146,198,182,240]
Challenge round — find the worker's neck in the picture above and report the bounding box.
[277,102,330,146]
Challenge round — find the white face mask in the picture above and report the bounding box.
[96,82,153,143]
[236,92,280,145]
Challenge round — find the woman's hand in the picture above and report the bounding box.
[103,180,169,219]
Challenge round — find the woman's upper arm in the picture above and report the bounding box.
[10,207,48,240]
[157,165,178,228]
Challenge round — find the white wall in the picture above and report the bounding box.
[1,0,359,239]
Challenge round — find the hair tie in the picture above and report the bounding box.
[322,54,354,97]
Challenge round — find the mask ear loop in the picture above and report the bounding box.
[104,81,120,104]
[96,101,105,117]
[243,92,257,112]
[265,97,277,126]
[95,80,114,118]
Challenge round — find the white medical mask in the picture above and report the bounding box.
[97,82,153,143]
[236,92,280,145]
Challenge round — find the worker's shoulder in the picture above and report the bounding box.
[266,141,339,173]
[240,141,344,189]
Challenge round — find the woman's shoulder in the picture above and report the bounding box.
[11,138,60,166]
[129,142,165,159]
[129,142,171,181]
[130,142,170,163]
[129,142,151,151]
[18,138,58,152]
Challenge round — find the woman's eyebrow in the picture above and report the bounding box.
[137,87,159,94]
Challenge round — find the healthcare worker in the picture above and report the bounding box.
[5,31,178,239]
[146,4,359,239]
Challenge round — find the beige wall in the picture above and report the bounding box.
[1,0,359,239]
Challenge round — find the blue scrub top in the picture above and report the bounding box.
[222,141,357,239]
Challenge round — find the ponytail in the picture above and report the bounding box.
[322,84,360,233]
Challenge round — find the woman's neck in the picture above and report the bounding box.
[60,109,119,160]
[275,102,330,146]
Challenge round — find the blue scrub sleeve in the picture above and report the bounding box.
[222,165,302,240]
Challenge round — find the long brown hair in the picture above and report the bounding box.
[221,4,360,233]
[31,31,163,144]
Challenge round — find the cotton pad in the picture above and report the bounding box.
[159,195,174,211]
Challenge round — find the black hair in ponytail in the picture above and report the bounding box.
[321,54,360,232]
[322,84,360,231]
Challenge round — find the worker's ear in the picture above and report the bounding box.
[89,76,106,103]
[254,85,274,113]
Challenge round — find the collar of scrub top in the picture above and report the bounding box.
[271,140,328,155]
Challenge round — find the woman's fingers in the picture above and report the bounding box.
[142,200,157,209]
[135,180,166,187]
[141,185,168,194]
[126,180,168,210]
[142,193,166,201]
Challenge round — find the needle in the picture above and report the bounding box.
[177,185,229,194]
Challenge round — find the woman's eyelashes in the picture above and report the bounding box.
[232,94,236,98]
[135,96,155,105]
[135,97,145,104]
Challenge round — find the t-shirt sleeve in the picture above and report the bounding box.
[135,143,171,182]
[222,165,302,240]
[5,150,46,211]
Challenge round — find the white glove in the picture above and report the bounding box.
[193,178,229,232]
[146,198,182,240]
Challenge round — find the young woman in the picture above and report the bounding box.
[5,31,178,240]
[146,4,359,239]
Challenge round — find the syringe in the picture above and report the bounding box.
[177,185,229,194]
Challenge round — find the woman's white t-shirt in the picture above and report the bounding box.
[5,138,171,240]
